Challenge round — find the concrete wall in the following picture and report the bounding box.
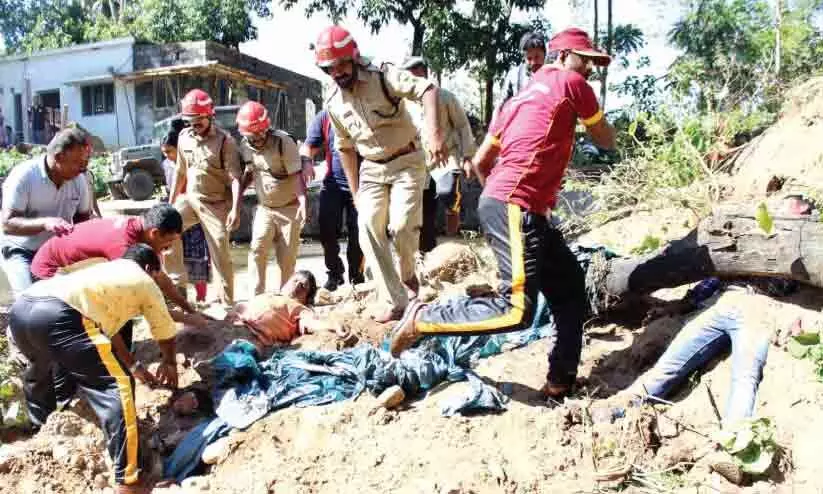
[133,42,323,141]
[0,38,137,149]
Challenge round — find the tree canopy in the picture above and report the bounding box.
[0,0,273,53]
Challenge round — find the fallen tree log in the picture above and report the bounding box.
[590,203,823,312]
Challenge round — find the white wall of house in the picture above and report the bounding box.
[0,37,137,149]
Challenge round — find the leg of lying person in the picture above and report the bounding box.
[390,196,541,357]
[724,309,770,425]
[53,313,142,487]
[539,226,587,392]
[633,302,735,403]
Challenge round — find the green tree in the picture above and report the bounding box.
[0,0,273,54]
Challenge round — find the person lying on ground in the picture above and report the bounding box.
[622,276,806,427]
[226,270,348,351]
[30,203,212,330]
[9,244,180,494]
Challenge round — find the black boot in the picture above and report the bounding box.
[324,274,345,292]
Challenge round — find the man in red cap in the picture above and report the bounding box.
[164,89,243,306]
[390,28,616,401]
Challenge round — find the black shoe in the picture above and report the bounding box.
[324,275,344,292]
[350,273,365,285]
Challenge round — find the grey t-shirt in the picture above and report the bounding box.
[1,155,91,251]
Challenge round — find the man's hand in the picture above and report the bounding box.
[226,208,241,232]
[43,217,74,236]
[426,129,448,166]
[296,201,307,228]
[154,362,178,389]
[301,160,316,184]
[461,158,473,179]
[132,362,158,387]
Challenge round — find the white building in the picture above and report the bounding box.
[0,37,137,149]
[0,37,323,151]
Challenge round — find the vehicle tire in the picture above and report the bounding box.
[108,181,128,200]
[123,169,156,201]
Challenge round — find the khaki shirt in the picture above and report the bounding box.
[176,124,242,202]
[408,87,477,170]
[327,64,433,162]
[239,130,302,209]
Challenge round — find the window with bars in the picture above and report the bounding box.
[81,84,115,116]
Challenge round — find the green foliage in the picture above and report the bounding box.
[630,235,661,255]
[787,326,823,383]
[0,0,274,54]
[755,203,774,235]
[88,153,113,197]
[716,417,778,475]
[0,149,30,177]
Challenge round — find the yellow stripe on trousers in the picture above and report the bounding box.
[418,203,525,333]
[450,175,462,214]
[81,318,140,485]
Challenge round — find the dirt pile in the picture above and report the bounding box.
[731,76,823,200]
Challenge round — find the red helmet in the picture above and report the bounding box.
[180,89,215,118]
[236,101,270,135]
[315,25,359,68]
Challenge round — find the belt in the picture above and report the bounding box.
[371,142,416,164]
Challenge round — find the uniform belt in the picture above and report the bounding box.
[371,142,416,164]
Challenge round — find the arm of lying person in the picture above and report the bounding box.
[298,312,348,338]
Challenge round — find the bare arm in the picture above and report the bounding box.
[2,209,72,236]
[154,338,178,389]
[586,119,617,150]
[471,136,502,187]
[300,143,321,160]
[340,148,360,198]
[154,270,197,314]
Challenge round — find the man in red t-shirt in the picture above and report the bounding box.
[390,28,617,399]
[32,203,209,328]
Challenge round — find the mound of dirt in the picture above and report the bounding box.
[732,76,823,200]
[422,242,480,284]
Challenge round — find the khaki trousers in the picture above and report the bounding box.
[248,203,301,298]
[357,151,427,309]
[164,195,235,304]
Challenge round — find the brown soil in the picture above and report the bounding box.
[1,279,822,493]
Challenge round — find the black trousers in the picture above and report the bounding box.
[10,295,142,485]
[420,171,463,254]
[318,184,364,283]
[417,196,587,387]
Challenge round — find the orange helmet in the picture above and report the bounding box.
[180,89,215,118]
[315,25,359,68]
[236,101,270,135]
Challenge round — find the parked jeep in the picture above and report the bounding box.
[107,106,241,200]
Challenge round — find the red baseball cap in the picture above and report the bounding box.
[548,28,611,66]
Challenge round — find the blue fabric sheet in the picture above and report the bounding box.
[165,323,554,480]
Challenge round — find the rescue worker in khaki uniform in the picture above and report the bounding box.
[315,25,448,323]
[401,56,477,250]
[165,89,243,305]
[236,101,306,298]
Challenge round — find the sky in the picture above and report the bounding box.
[240,0,686,110]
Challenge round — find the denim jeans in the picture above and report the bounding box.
[639,292,770,424]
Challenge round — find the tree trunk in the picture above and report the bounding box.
[411,21,425,56]
[592,0,599,47]
[600,0,612,108]
[590,204,823,313]
[484,73,495,125]
[775,0,782,75]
